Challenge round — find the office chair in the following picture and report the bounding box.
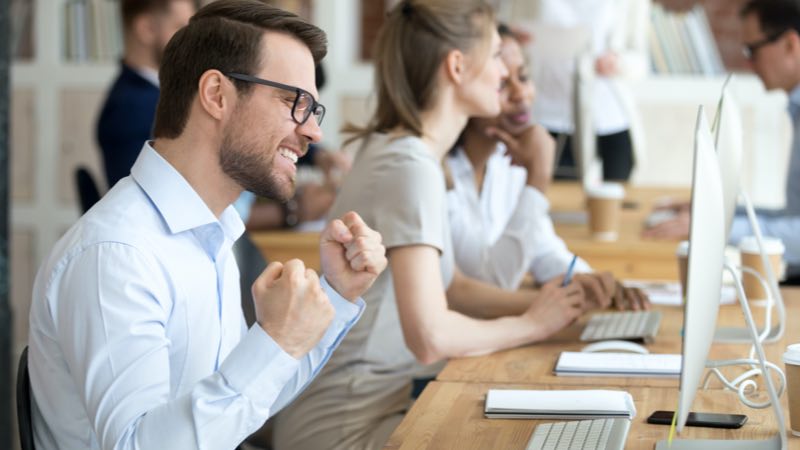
[233,233,268,327]
[75,166,102,214]
[17,346,35,450]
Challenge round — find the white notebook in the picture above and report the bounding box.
[484,389,636,420]
[622,280,736,306]
[555,351,681,377]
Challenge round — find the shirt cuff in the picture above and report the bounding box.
[219,324,300,403]
[319,276,365,349]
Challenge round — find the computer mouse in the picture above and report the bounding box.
[581,340,650,354]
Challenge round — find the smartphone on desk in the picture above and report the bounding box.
[647,410,747,429]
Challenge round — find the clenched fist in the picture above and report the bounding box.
[252,259,334,359]
[320,211,387,301]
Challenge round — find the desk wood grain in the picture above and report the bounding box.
[384,381,798,450]
[549,182,689,280]
[249,231,320,271]
[248,183,689,278]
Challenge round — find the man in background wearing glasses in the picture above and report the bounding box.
[27,1,387,449]
[645,0,800,283]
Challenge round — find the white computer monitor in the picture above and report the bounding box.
[676,106,728,433]
[711,75,742,241]
[657,106,784,450]
[711,74,785,344]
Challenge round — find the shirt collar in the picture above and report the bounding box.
[447,146,474,179]
[133,66,160,87]
[131,142,245,242]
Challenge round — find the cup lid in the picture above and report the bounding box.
[784,343,800,365]
[739,236,785,255]
[675,240,690,256]
[585,182,625,199]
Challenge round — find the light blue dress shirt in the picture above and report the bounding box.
[28,143,364,450]
[729,84,800,276]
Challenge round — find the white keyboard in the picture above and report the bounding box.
[581,310,662,343]
[526,418,630,450]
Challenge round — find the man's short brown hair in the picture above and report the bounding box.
[152,0,328,139]
[121,0,194,31]
[741,0,800,37]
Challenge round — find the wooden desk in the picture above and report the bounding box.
[249,230,320,271]
[548,182,689,280]
[248,183,688,277]
[384,381,798,450]
[438,289,800,389]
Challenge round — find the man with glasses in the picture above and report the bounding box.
[645,0,800,282]
[27,2,387,449]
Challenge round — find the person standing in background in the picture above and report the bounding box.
[501,0,650,181]
[96,0,196,189]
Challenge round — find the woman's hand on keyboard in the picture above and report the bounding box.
[612,282,651,311]
[524,279,586,337]
[573,272,615,310]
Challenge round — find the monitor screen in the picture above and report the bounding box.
[676,105,728,432]
[711,75,743,241]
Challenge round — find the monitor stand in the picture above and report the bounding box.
[715,191,785,344]
[656,263,787,450]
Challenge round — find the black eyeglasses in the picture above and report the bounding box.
[225,72,326,125]
[742,30,787,60]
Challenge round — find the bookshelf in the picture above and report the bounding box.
[9,0,117,369]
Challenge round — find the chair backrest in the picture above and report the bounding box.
[17,346,35,450]
[75,166,102,214]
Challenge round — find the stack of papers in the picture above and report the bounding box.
[484,389,636,420]
[555,352,681,377]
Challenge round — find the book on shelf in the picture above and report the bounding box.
[649,4,725,75]
[10,0,35,60]
[64,0,123,63]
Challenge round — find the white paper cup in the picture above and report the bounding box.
[586,183,624,241]
[739,236,784,301]
[783,344,800,436]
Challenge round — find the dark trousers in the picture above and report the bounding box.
[552,129,634,182]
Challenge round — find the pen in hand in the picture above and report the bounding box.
[562,254,578,287]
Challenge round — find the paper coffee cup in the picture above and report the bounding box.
[783,344,800,436]
[586,183,624,241]
[676,240,689,297]
[739,236,784,301]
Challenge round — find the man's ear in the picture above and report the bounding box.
[443,48,466,85]
[785,29,800,55]
[197,70,231,122]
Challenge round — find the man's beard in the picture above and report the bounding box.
[219,128,295,202]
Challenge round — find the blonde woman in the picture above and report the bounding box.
[272,2,587,449]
